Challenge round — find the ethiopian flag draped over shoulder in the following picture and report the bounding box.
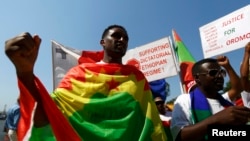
[17,43,167,141]
[172,29,196,93]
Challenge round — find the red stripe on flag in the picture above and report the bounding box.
[18,77,81,141]
[78,50,104,63]
[18,80,36,141]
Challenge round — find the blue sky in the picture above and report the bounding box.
[0,1,249,110]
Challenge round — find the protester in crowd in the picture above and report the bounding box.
[240,42,250,108]
[149,79,173,140]
[154,97,172,118]
[171,56,250,141]
[4,98,20,141]
[5,25,167,140]
[154,96,173,141]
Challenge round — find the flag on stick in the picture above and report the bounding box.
[172,29,196,93]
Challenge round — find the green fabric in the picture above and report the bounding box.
[30,125,55,141]
[67,93,153,141]
[163,127,173,141]
[47,63,167,141]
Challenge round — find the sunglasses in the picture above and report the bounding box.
[155,101,164,105]
[197,69,226,77]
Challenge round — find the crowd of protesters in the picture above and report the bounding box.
[3,23,250,141]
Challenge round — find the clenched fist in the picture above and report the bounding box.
[5,32,41,75]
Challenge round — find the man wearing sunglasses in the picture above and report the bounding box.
[154,96,173,141]
[171,55,250,141]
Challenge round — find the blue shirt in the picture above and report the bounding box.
[5,103,20,130]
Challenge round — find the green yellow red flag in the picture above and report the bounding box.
[172,29,196,93]
[17,41,167,141]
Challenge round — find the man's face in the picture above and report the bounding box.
[155,100,166,115]
[197,62,225,91]
[154,97,166,115]
[102,27,128,58]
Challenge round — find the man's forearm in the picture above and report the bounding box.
[17,72,49,127]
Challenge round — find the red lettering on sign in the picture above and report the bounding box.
[222,13,244,27]
[226,32,250,45]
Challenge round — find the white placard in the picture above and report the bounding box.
[122,37,178,82]
[199,5,250,58]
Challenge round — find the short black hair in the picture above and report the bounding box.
[101,24,128,40]
[192,58,217,76]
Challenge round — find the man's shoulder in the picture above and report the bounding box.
[8,103,20,110]
[175,94,191,104]
[176,93,190,99]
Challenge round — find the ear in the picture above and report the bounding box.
[194,75,200,84]
[100,39,105,46]
[194,74,199,79]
